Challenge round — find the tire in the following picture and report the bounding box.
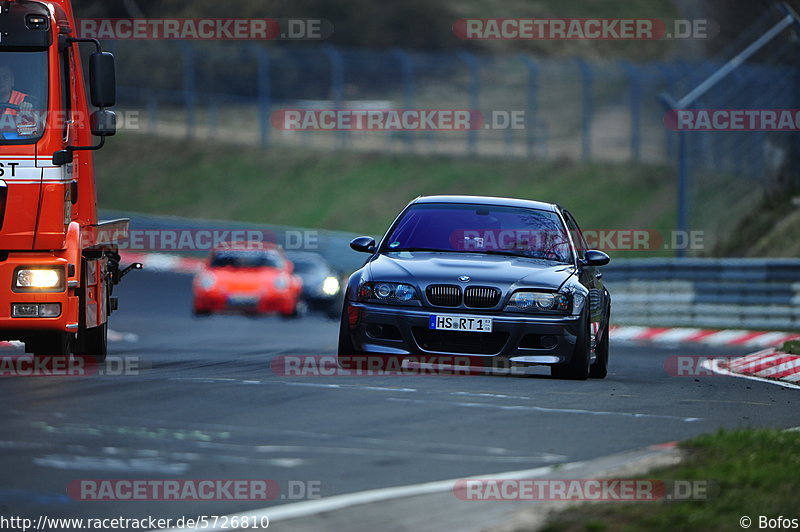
[551,310,591,380]
[589,325,608,379]
[337,305,362,369]
[193,308,211,317]
[75,322,108,363]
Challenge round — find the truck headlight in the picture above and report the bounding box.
[14,268,64,290]
[322,276,340,296]
[507,291,570,313]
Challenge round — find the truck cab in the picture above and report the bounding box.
[0,0,135,360]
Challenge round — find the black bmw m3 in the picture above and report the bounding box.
[338,195,611,380]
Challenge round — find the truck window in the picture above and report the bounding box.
[0,51,47,144]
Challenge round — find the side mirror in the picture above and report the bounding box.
[584,249,610,267]
[53,149,74,166]
[350,236,376,254]
[89,51,116,108]
[90,109,116,137]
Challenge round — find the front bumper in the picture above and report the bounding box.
[345,302,583,366]
[193,290,297,314]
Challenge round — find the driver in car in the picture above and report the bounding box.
[0,66,33,116]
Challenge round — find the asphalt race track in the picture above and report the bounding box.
[1,271,798,529]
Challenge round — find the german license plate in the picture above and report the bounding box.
[228,295,259,307]
[429,314,493,332]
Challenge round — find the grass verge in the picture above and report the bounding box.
[95,134,678,255]
[781,340,800,355]
[537,428,800,532]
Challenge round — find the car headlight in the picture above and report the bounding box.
[196,273,216,290]
[507,291,570,313]
[358,282,418,303]
[274,274,289,290]
[322,276,340,296]
[14,268,64,290]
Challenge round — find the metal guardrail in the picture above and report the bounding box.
[604,259,800,330]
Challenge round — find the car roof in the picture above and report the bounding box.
[212,242,281,252]
[410,195,560,212]
[286,251,329,264]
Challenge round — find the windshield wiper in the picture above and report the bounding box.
[384,247,457,253]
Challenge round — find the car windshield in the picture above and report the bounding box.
[287,256,325,274]
[0,51,47,144]
[381,203,573,263]
[211,250,284,268]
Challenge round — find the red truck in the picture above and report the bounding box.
[0,0,139,360]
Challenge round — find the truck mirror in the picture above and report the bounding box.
[89,52,116,108]
[90,110,117,137]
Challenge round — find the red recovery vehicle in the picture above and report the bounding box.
[0,0,139,360]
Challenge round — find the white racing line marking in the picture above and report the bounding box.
[282,382,417,393]
[169,378,261,385]
[701,358,800,390]
[32,455,189,474]
[256,444,562,464]
[154,442,681,531]
[385,397,702,422]
[107,329,140,343]
[156,462,568,531]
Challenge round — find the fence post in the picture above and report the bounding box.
[323,45,345,149]
[147,89,158,134]
[391,48,416,152]
[620,60,642,162]
[457,50,480,157]
[208,97,220,140]
[251,45,271,148]
[677,130,689,258]
[575,58,593,161]
[178,42,196,140]
[519,55,539,159]
[657,62,678,162]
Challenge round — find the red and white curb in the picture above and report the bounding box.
[121,251,205,273]
[702,348,800,390]
[611,325,800,349]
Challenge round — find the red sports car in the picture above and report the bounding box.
[192,244,304,317]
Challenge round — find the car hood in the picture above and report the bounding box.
[368,252,575,291]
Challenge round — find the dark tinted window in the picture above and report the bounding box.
[211,250,284,268]
[382,203,572,263]
[0,51,47,143]
[563,211,588,257]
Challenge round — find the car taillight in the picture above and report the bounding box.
[347,303,361,328]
